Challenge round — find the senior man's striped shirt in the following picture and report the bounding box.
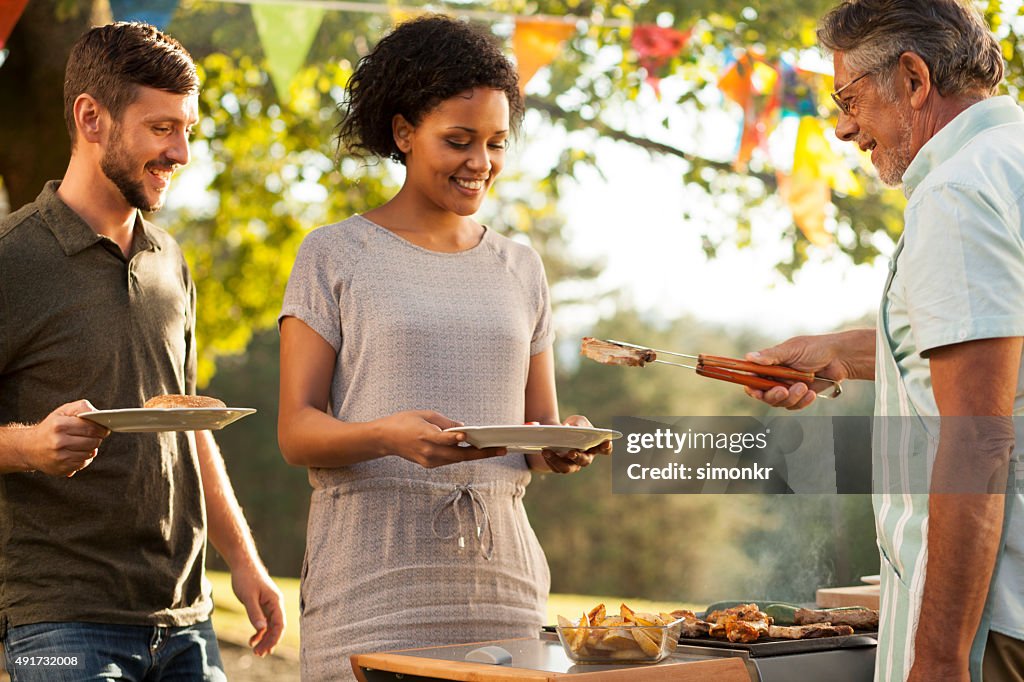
[873,95,1024,682]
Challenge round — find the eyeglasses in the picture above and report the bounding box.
[830,71,872,116]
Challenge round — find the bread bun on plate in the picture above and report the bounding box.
[143,395,226,409]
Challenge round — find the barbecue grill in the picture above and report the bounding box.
[675,631,877,681]
[351,630,877,681]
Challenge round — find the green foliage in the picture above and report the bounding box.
[204,329,309,579]
[172,53,390,383]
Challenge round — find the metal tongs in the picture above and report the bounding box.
[607,339,843,399]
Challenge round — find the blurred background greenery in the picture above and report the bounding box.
[205,314,880,605]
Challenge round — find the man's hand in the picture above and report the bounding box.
[0,400,110,476]
[230,562,286,657]
[744,329,876,410]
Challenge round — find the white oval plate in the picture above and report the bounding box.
[444,425,621,453]
[78,407,256,433]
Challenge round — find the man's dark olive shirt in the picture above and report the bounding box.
[0,182,211,636]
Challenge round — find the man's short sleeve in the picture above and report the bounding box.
[902,183,1024,354]
[185,277,197,395]
[0,254,8,374]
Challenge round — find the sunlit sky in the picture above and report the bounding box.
[512,57,891,341]
[555,143,889,338]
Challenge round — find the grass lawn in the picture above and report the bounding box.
[208,570,699,656]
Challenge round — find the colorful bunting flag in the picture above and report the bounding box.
[797,116,861,196]
[513,17,576,94]
[0,0,29,51]
[108,0,180,30]
[252,3,326,103]
[782,115,863,245]
[718,52,780,170]
[778,170,832,247]
[777,61,820,118]
[631,24,690,93]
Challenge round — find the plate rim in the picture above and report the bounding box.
[77,407,257,432]
[79,407,256,417]
[443,424,622,438]
[443,424,622,451]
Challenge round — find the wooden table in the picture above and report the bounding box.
[351,635,752,681]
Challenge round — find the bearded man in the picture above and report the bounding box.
[0,22,284,681]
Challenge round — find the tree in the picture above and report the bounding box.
[0,1,109,210]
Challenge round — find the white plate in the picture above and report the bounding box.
[78,407,256,433]
[444,425,621,453]
[860,574,881,585]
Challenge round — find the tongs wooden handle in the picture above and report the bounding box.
[696,365,792,392]
[698,355,815,384]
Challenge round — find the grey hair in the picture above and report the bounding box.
[817,0,1004,102]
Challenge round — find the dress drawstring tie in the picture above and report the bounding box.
[431,483,494,560]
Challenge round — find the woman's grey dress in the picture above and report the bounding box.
[280,216,553,680]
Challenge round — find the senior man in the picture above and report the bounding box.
[745,1,1024,681]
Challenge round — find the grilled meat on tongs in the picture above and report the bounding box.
[581,337,657,367]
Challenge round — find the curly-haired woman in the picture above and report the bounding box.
[277,15,610,680]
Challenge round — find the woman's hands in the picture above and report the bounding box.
[375,410,506,468]
[540,414,613,474]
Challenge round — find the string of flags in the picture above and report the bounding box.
[631,24,691,94]
[0,0,862,246]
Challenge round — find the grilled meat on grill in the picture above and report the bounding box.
[705,603,771,625]
[705,604,773,643]
[794,608,878,630]
[768,623,856,639]
[725,617,771,643]
[663,610,712,637]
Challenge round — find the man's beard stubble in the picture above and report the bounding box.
[100,124,165,213]
[876,108,915,188]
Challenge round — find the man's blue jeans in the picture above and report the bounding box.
[2,620,226,681]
